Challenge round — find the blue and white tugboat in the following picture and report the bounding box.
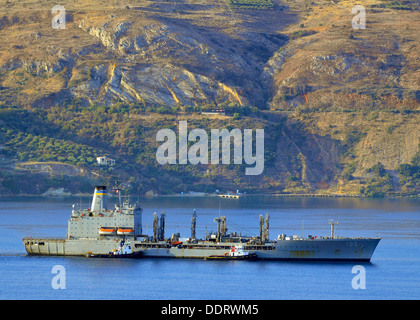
[205,245,257,260]
[88,240,143,258]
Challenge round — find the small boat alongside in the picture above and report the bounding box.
[87,240,143,258]
[204,245,257,261]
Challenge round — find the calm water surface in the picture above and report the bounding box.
[0,196,419,300]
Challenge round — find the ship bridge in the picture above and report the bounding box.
[67,186,142,240]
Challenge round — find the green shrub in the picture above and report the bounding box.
[368,162,386,177]
[227,0,274,10]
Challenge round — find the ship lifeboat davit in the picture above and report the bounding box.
[117,227,135,236]
[99,227,117,236]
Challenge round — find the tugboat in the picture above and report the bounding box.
[87,240,143,259]
[204,245,257,260]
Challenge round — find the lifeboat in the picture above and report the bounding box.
[99,227,117,236]
[117,227,135,236]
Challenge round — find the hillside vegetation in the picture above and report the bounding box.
[0,0,419,196]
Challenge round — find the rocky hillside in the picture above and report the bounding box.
[0,0,419,196]
[0,0,295,108]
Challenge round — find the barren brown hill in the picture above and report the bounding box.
[0,0,419,196]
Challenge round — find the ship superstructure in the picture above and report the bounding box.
[67,186,142,240]
[23,186,381,261]
[23,186,142,256]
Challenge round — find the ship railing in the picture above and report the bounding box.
[23,237,67,240]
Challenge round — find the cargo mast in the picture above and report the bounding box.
[191,210,197,242]
[329,219,338,238]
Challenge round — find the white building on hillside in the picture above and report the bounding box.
[96,156,115,166]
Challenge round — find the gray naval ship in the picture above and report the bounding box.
[23,186,381,261]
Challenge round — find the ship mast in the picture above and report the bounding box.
[264,213,270,242]
[191,209,197,242]
[112,181,122,209]
[259,213,270,243]
[153,212,158,241]
[214,216,227,242]
[214,200,227,242]
[329,219,338,238]
[159,211,166,241]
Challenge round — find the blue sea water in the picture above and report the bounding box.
[0,195,419,300]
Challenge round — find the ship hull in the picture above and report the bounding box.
[23,238,380,261]
[23,238,127,257]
